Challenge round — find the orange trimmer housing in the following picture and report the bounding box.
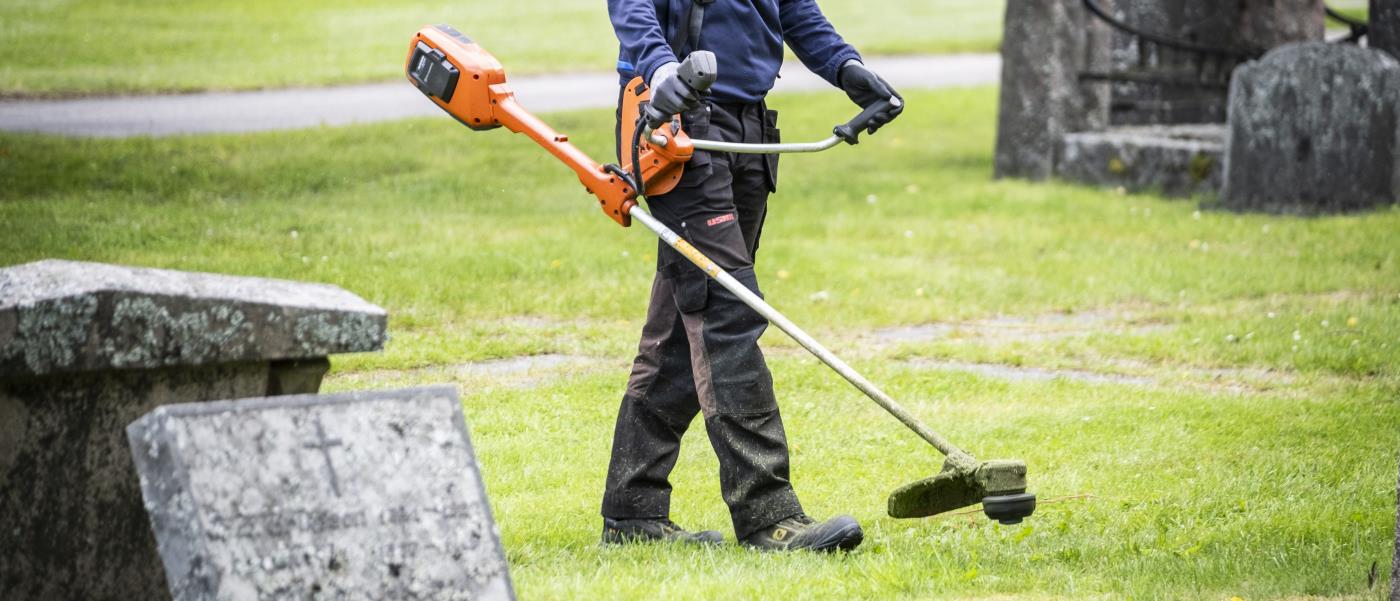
[618,77,695,197]
[406,25,695,226]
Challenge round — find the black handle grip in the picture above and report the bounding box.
[676,51,718,94]
[833,96,903,145]
[643,52,719,129]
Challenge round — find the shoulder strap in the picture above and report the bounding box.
[667,0,715,58]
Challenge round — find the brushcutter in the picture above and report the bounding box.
[405,24,1036,525]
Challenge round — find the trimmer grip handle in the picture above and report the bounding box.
[675,51,718,94]
[834,96,903,145]
[643,51,719,130]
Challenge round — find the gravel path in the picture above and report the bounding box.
[0,54,999,138]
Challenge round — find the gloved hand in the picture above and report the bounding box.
[838,60,904,134]
[648,61,703,118]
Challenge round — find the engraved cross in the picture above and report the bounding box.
[303,419,345,497]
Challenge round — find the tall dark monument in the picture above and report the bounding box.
[1374,0,1400,59]
[996,0,1399,213]
[995,0,1325,185]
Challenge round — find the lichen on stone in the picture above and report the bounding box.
[1,260,387,378]
[15,295,98,374]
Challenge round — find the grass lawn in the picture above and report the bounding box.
[0,0,1004,97]
[2,86,1398,599]
[1328,0,1370,22]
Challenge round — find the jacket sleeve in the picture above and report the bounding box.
[608,0,679,82]
[778,0,862,87]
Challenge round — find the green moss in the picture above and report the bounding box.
[1189,152,1215,183]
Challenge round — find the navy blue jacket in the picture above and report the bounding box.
[609,0,861,104]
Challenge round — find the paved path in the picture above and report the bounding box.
[0,54,999,138]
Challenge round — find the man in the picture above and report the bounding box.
[601,0,903,552]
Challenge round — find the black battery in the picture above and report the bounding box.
[408,42,460,102]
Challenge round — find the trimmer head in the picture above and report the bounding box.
[887,458,1036,524]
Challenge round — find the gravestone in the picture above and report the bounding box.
[1105,0,1322,126]
[1238,0,1324,53]
[128,386,514,601]
[0,259,387,600]
[1221,43,1400,213]
[996,0,1323,189]
[1058,124,1226,197]
[1375,0,1400,60]
[993,0,1114,180]
[1106,0,1244,126]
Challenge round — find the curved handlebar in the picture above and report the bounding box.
[644,93,904,155]
[833,96,903,145]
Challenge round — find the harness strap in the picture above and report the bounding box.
[667,0,715,59]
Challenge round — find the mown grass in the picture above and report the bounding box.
[0,0,1004,97]
[1,86,1397,599]
[1328,0,1370,23]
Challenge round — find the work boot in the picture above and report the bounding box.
[601,517,725,546]
[741,514,863,552]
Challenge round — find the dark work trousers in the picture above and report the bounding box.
[602,98,804,539]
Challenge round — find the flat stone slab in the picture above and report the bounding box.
[1058,124,1226,197]
[127,386,513,601]
[0,259,387,378]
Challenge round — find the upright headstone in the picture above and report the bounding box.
[1375,0,1400,60]
[0,260,386,600]
[1106,0,1238,125]
[1393,452,1399,601]
[127,387,513,601]
[1106,0,1323,125]
[1239,0,1325,50]
[994,0,1114,180]
[1222,43,1400,213]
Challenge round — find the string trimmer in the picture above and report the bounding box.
[405,24,1036,524]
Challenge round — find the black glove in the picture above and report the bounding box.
[648,62,702,121]
[838,61,904,134]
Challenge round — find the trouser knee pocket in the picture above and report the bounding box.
[665,258,710,314]
[700,266,776,415]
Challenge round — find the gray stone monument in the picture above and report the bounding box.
[0,259,386,600]
[993,0,1114,180]
[1101,0,1322,125]
[1238,0,1325,55]
[995,0,1323,191]
[1388,453,1400,599]
[1059,124,1225,197]
[1222,43,1400,213]
[1375,0,1400,60]
[127,387,513,601]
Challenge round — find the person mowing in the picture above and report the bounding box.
[600,0,904,552]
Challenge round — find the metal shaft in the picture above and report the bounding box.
[628,205,976,466]
[647,128,842,155]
